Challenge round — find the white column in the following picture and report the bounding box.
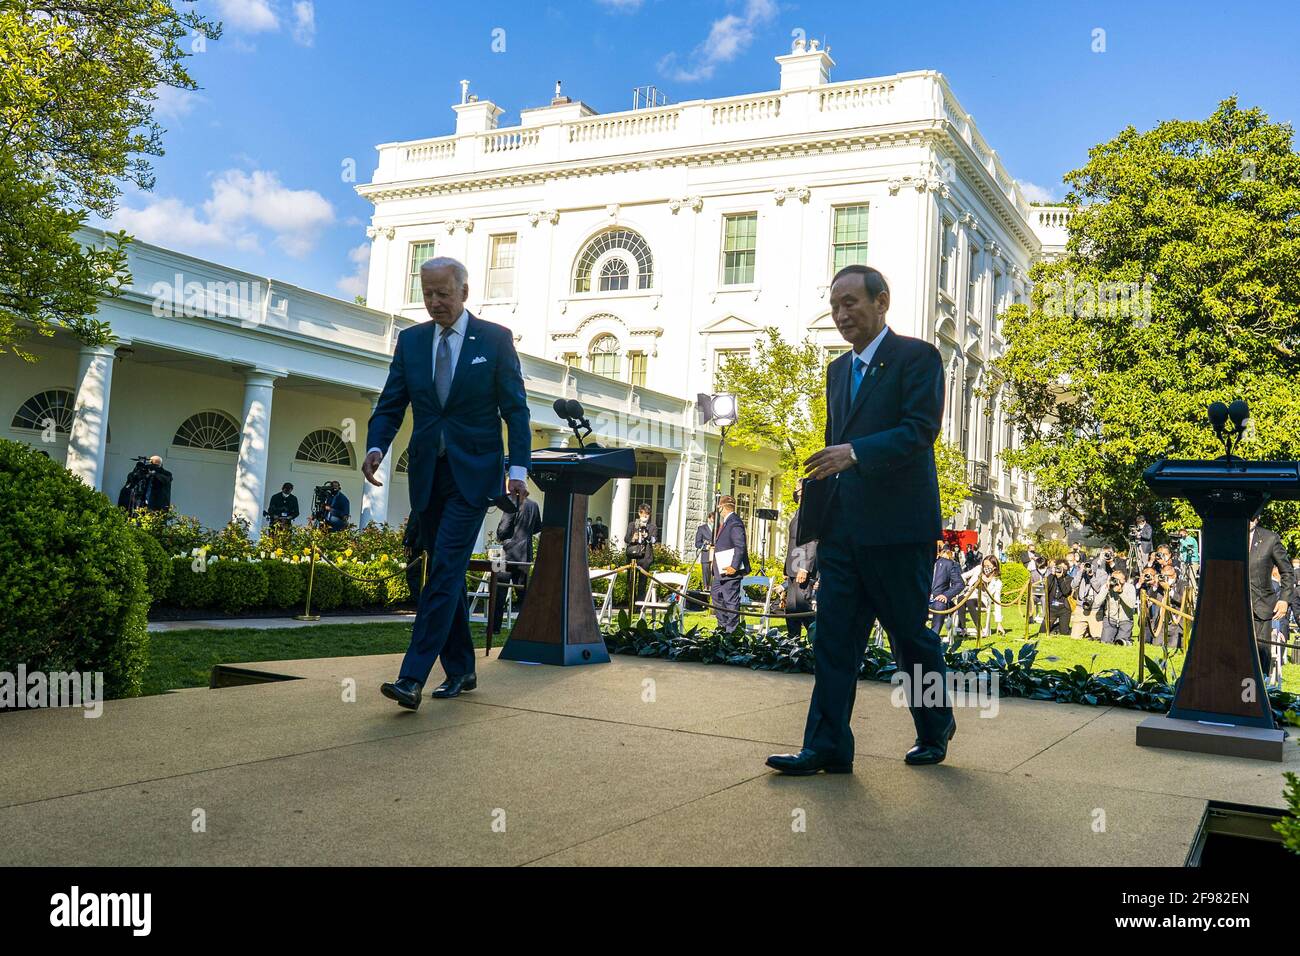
[360,394,391,528]
[610,476,632,546]
[662,454,685,551]
[65,343,118,491]
[232,369,282,539]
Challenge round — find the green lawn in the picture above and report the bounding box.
[142,611,1300,698]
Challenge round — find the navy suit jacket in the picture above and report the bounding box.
[366,313,531,513]
[930,556,965,603]
[799,327,944,547]
[713,512,751,577]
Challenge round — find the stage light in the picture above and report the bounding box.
[697,392,739,427]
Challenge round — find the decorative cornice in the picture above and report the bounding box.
[886,171,949,198]
[773,185,811,205]
[365,225,395,240]
[443,218,474,234]
[668,195,703,214]
[527,209,559,226]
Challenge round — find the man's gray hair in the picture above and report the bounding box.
[420,256,468,286]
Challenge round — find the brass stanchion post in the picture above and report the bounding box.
[296,543,321,622]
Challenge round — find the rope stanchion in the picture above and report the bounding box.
[295,546,320,622]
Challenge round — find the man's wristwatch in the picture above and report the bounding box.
[848,445,857,462]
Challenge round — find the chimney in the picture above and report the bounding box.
[453,84,503,135]
[775,37,834,90]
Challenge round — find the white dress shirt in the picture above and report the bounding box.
[370,309,527,484]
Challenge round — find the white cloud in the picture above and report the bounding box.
[658,0,777,83]
[291,1,315,46]
[596,0,644,10]
[212,0,279,32]
[152,85,201,122]
[337,242,371,299]
[1017,180,1060,204]
[106,168,335,259]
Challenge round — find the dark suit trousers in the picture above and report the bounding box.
[711,573,743,632]
[400,459,484,684]
[803,520,953,762]
[491,568,528,632]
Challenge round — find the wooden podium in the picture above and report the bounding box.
[498,446,635,666]
[1138,457,1299,760]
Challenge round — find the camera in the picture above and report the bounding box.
[310,484,331,521]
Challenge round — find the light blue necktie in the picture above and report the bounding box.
[435,327,453,455]
[850,356,867,403]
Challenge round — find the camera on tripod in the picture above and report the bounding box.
[310,484,331,522]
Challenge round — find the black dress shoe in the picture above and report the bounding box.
[765,749,853,776]
[430,673,477,699]
[380,677,423,711]
[905,717,957,765]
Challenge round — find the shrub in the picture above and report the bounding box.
[168,555,216,608]
[1276,772,1300,856]
[0,439,150,699]
[209,560,269,614]
[1000,562,1030,599]
[300,561,343,611]
[130,527,173,609]
[127,507,206,557]
[262,559,305,610]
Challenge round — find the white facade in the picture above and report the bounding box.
[357,42,1070,549]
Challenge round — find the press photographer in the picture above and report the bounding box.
[264,482,299,528]
[312,480,350,532]
[116,455,172,513]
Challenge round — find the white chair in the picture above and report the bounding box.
[738,575,776,631]
[466,572,492,622]
[590,568,617,625]
[637,571,689,624]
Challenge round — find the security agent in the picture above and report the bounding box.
[266,482,299,527]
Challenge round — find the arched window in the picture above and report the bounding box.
[295,428,353,467]
[573,229,654,293]
[598,257,630,292]
[588,334,621,379]
[11,389,75,434]
[396,449,410,474]
[172,410,240,452]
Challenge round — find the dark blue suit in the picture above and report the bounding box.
[801,326,952,761]
[710,511,751,632]
[928,555,965,633]
[366,313,531,685]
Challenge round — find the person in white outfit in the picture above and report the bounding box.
[960,555,1005,637]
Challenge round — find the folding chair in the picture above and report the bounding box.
[637,572,688,624]
[738,575,776,631]
[590,568,616,626]
[466,572,492,622]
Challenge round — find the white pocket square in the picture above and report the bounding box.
[471,355,487,365]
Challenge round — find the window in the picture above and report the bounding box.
[573,229,654,293]
[407,241,437,304]
[588,334,620,378]
[396,449,410,474]
[831,205,869,273]
[722,213,757,285]
[729,468,758,535]
[628,351,648,387]
[713,348,749,390]
[628,457,667,531]
[824,345,849,365]
[173,411,240,452]
[561,352,581,370]
[992,270,1004,332]
[11,388,75,434]
[486,234,517,299]
[598,257,629,292]
[296,429,353,467]
[967,247,982,318]
[938,219,955,296]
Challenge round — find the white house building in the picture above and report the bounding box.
[356,39,1070,549]
[3,39,1073,553]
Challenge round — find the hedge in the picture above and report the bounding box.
[0,439,150,699]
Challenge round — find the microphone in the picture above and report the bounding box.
[564,399,585,421]
[552,397,570,421]
[1207,402,1229,435]
[1227,399,1250,430]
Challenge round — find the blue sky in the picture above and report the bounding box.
[101,0,1300,300]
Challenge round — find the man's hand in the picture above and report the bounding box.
[723,566,737,576]
[804,444,856,481]
[934,595,948,605]
[1274,599,1289,621]
[362,450,384,487]
[796,569,808,585]
[507,478,529,500]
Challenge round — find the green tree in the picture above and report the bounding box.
[717,327,970,518]
[989,98,1300,549]
[0,0,220,359]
